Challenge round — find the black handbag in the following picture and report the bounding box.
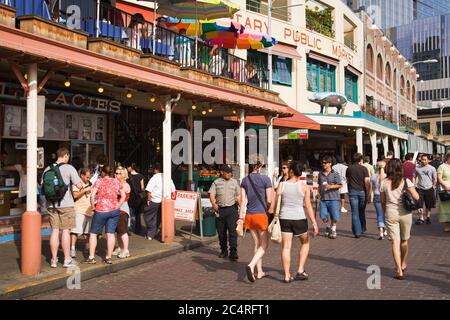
[402,179,420,211]
[438,188,450,201]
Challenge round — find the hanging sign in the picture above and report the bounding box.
[288,129,309,140]
[173,191,199,222]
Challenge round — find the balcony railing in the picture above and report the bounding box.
[3,0,269,90]
[344,38,357,52]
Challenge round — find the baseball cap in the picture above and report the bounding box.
[220,164,233,173]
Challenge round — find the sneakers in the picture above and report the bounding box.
[426,217,431,224]
[328,230,337,239]
[324,226,331,237]
[118,251,130,259]
[70,248,76,259]
[218,251,228,258]
[378,232,384,240]
[112,248,122,256]
[340,207,348,213]
[50,258,58,268]
[63,259,78,268]
[415,219,425,225]
[104,257,113,264]
[145,236,153,241]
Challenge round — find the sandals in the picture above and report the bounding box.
[415,219,425,225]
[295,271,309,281]
[394,273,405,280]
[246,265,255,283]
[255,272,268,280]
[283,276,294,284]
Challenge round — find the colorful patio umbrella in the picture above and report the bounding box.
[156,0,240,20]
[163,18,244,37]
[236,29,277,50]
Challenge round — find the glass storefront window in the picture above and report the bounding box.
[306,58,336,93]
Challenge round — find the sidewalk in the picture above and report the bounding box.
[0,222,217,300]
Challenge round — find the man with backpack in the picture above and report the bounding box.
[42,147,83,268]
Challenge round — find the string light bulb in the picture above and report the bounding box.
[64,78,71,87]
[126,91,133,99]
[98,86,104,93]
[208,107,213,113]
[191,104,197,110]
[232,109,237,115]
[201,110,207,115]
[150,96,156,103]
[24,73,28,80]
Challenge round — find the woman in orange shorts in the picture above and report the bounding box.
[239,160,274,282]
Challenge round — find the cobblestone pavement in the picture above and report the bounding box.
[29,206,450,300]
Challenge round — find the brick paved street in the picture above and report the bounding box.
[29,205,450,300]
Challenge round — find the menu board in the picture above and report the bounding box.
[3,105,106,142]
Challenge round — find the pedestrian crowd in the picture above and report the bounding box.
[40,147,175,268]
[209,151,450,283]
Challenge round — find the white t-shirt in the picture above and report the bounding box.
[380,178,414,213]
[145,173,176,203]
[332,163,348,194]
[14,164,27,198]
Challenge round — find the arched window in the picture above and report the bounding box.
[366,45,374,73]
[385,62,391,86]
[393,69,397,90]
[406,81,411,100]
[376,54,383,80]
[400,75,405,96]
[412,85,416,103]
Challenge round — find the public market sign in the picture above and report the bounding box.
[173,191,199,222]
[0,82,121,114]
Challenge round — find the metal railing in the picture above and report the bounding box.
[4,0,269,89]
[344,37,357,52]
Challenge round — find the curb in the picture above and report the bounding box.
[0,237,217,300]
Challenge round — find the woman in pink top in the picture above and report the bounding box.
[86,165,126,264]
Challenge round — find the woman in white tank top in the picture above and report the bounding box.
[274,161,319,283]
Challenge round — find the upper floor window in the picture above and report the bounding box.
[376,54,383,80]
[412,85,416,103]
[307,58,336,92]
[345,70,358,104]
[247,50,292,86]
[305,1,335,38]
[246,0,291,22]
[393,69,397,90]
[400,75,405,96]
[366,45,374,73]
[406,81,411,100]
[385,62,391,86]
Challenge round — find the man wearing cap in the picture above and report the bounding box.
[209,164,241,261]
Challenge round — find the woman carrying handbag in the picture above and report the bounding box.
[274,161,319,283]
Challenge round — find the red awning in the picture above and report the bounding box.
[225,107,320,130]
[260,43,302,60]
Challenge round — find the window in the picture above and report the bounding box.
[366,45,374,73]
[400,75,405,95]
[307,58,336,92]
[419,122,430,133]
[412,85,416,103]
[376,54,383,80]
[385,62,391,86]
[247,51,292,86]
[345,70,358,104]
[437,121,450,135]
[393,69,397,90]
[272,56,292,86]
[406,81,411,100]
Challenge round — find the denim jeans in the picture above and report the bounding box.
[373,194,385,228]
[349,189,367,236]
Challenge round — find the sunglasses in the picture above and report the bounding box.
[115,172,121,175]
[322,162,330,165]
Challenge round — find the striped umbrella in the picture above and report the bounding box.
[236,29,277,50]
[156,0,240,20]
[163,18,244,37]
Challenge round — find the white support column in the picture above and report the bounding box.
[369,131,377,166]
[382,135,389,157]
[238,109,245,182]
[162,95,180,197]
[356,128,363,154]
[266,115,274,179]
[393,137,400,158]
[27,64,38,212]
[187,110,194,190]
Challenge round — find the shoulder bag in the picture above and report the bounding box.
[402,179,420,211]
[268,182,284,243]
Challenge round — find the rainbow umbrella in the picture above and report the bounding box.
[162,18,244,37]
[156,0,240,20]
[236,29,277,50]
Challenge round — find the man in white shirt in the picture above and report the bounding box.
[143,163,176,240]
[332,155,349,213]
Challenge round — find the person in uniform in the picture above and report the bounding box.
[209,164,241,261]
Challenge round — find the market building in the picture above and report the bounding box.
[0,0,324,256]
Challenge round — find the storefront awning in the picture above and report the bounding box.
[259,44,302,60]
[224,107,320,130]
[308,51,339,66]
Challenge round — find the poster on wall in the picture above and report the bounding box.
[3,106,22,137]
[3,106,106,142]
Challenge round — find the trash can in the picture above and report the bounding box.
[196,207,216,237]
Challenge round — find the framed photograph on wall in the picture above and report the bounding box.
[97,117,104,130]
[66,115,73,129]
[68,130,79,139]
[95,132,103,141]
[83,119,92,128]
[82,129,91,141]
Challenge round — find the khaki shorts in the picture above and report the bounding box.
[71,213,92,235]
[385,209,412,241]
[48,207,76,230]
